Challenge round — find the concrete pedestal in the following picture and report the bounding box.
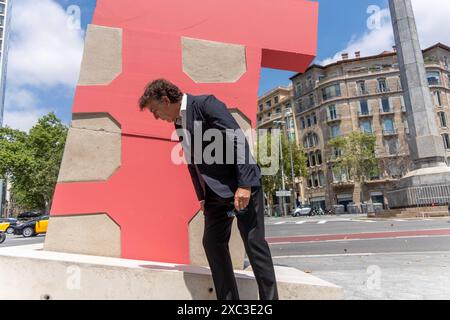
[387,165,450,208]
[0,244,343,300]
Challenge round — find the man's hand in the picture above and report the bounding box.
[200,200,205,212]
[234,187,251,211]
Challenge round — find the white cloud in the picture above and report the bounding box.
[320,0,450,65]
[4,0,84,131]
[8,0,84,87]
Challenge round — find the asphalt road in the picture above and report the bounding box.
[2,214,450,299]
[0,234,45,247]
[264,215,450,299]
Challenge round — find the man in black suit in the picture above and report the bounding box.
[139,79,278,300]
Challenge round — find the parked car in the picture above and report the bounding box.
[17,211,43,221]
[14,215,49,238]
[290,205,312,217]
[0,218,18,234]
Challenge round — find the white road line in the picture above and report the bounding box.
[393,219,406,222]
[317,220,327,224]
[295,221,307,225]
[272,250,450,259]
[274,221,286,225]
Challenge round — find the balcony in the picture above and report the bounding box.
[326,114,341,123]
[355,89,370,97]
[379,108,395,116]
[376,87,391,94]
[382,128,398,136]
[358,111,373,118]
[331,180,355,188]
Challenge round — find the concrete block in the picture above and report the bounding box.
[189,211,245,270]
[57,115,121,183]
[182,37,247,83]
[0,244,343,300]
[78,24,123,86]
[44,213,121,258]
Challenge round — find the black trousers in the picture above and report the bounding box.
[203,184,279,300]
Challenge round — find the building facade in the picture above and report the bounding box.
[289,43,450,211]
[256,86,305,207]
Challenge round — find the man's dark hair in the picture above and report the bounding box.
[138,79,183,110]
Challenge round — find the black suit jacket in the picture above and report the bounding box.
[175,94,261,201]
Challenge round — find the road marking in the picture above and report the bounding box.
[317,220,327,224]
[272,250,450,259]
[266,228,450,244]
[274,221,286,225]
[393,219,406,222]
[295,221,307,225]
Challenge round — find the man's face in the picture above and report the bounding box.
[145,96,179,123]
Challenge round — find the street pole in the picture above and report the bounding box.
[285,112,296,209]
[278,126,287,216]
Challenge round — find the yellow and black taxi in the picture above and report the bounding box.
[0,218,18,235]
[14,215,49,238]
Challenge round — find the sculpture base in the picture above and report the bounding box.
[0,244,343,300]
[387,165,450,208]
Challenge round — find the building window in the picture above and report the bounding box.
[308,94,315,107]
[259,104,263,111]
[300,117,306,129]
[384,138,399,155]
[427,71,441,86]
[438,111,448,127]
[443,134,450,149]
[274,96,279,104]
[275,107,281,114]
[318,171,325,186]
[296,100,303,114]
[433,91,443,106]
[359,100,370,115]
[383,118,395,134]
[306,116,312,127]
[377,78,388,93]
[303,133,319,149]
[360,120,373,134]
[0,4,5,15]
[258,116,262,122]
[380,97,391,112]
[266,100,272,108]
[330,124,341,138]
[312,113,317,125]
[322,84,341,101]
[357,80,368,95]
[332,167,349,182]
[310,152,316,166]
[296,83,302,96]
[328,105,337,120]
[316,151,322,165]
[313,173,319,187]
[307,177,313,188]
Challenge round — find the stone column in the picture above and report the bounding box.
[386,0,450,209]
[389,0,446,169]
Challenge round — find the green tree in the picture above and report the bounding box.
[328,131,379,182]
[0,113,68,212]
[256,130,307,214]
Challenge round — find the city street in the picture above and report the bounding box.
[266,214,450,299]
[2,214,450,299]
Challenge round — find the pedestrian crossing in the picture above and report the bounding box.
[265,217,440,225]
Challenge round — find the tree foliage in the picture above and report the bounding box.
[256,130,307,203]
[328,131,379,182]
[0,113,68,212]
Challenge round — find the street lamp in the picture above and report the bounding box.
[274,111,296,215]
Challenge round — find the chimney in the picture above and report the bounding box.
[341,53,349,60]
[355,51,361,58]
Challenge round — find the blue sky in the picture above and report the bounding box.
[4,0,449,131]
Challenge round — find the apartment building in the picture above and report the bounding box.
[287,43,450,210]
